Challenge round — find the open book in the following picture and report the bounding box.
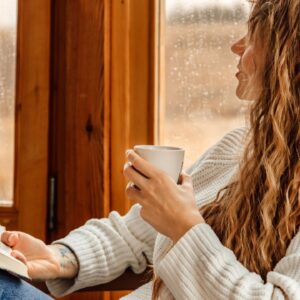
[0,228,30,279]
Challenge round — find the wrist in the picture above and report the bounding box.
[48,244,79,279]
[46,245,63,279]
[172,212,205,244]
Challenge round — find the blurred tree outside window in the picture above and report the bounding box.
[0,0,17,206]
[158,0,250,168]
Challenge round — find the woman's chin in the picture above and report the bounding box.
[236,80,260,101]
[236,87,253,101]
[236,89,247,100]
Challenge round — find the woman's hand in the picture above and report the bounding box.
[124,150,205,243]
[1,231,78,280]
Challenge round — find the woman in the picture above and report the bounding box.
[2,0,300,299]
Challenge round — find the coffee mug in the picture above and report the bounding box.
[133,145,185,183]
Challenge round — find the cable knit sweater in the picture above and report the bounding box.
[46,127,300,299]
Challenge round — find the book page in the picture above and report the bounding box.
[0,225,29,279]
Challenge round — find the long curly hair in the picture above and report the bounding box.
[152,0,300,298]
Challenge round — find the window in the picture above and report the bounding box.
[0,0,50,237]
[0,0,17,206]
[158,0,250,168]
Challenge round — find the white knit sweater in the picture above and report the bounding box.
[46,127,300,299]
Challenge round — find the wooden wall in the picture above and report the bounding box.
[49,0,110,239]
[49,0,110,299]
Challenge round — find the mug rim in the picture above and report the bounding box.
[134,145,184,151]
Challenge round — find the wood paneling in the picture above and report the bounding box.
[110,0,156,298]
[110,0,156,214]
[49,1,110,299]
[49,0,109,237]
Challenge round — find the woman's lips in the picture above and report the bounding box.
[235,71,248,82]
[235,71,241,78]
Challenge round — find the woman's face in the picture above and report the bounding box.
[231,34,264,100]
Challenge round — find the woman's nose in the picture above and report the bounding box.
[231,39,245,56]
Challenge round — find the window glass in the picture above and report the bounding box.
[0,0,17,206]
[158,0,250,168]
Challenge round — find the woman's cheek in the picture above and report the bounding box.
[242,47,256,76]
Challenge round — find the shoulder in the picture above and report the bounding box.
[212,126,249,155]
[186,127,249,206]
[286,229,300,255]
[186,126,249,175]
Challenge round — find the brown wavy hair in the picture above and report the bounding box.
[152,0,300,298]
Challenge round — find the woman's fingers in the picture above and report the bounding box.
[125,182,145,205]
[123,162,149,189]
[126,150,159,179]
[1,231,19,247]
[179,172,193,187]
[11,250,28,265]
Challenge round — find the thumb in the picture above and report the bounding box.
[178,172,193,186]
[1,231,19,248]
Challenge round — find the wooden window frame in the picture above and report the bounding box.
[0,0,156,296]
[110,0,157,215]
[0,0,50,241]
[108,1,157,297]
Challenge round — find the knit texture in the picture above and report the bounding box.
[46,127,300,299]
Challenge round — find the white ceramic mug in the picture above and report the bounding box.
[133,145,185,183]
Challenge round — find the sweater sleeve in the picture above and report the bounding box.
[157,223,300,300]
[46,204,157,298]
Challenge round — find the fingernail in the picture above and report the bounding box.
[124,162,132,169]
[126,149,133,157]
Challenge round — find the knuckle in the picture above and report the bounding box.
[153,173,166,185]
[151,173,160,184]
[146,184,156,198]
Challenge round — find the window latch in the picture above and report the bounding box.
[48,176,56,231]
